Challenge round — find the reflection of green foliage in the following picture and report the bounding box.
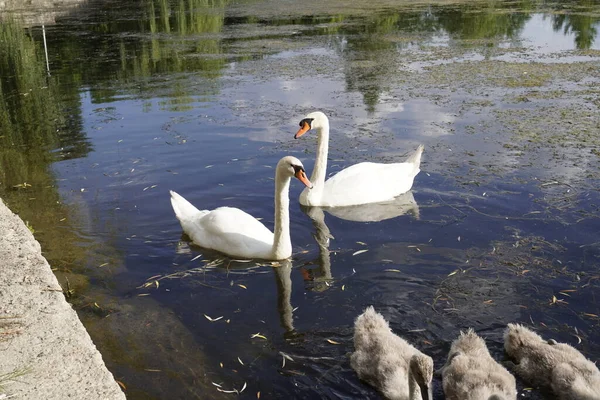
[49,0,229,107]
[551,0,598,50]
[0,18,92,272]
[434,1,534,41]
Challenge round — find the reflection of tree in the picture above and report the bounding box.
[42,0,229,107]
[0,18,92,270]
[551,0,598,50]
[433,1,534,41]
[334,2,535,113]
[337,11,433,113]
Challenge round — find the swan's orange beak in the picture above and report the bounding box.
[295,169,313,189]
[294,121,311,139]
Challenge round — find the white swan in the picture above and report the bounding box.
[170,156,312,260]
[294,111,424,207]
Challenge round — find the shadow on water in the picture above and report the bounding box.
[0,0,599,399]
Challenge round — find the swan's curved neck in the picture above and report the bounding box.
[311,121,330,188]
[272,171,292,259]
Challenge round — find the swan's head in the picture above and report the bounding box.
[504,323,544,356]
[277,156,313,189]
[294,111,329,139]
[409,354,433,400]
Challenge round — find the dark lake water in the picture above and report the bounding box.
[1,0,600,398]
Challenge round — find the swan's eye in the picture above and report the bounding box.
[299,118,313,128]
[292,165,305,174]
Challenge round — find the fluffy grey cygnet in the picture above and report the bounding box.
[441,329,517,400]
[504,323,600,400]
[350,306,433,400]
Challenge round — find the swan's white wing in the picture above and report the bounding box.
[180,206,274,259]
[319,162,419,207]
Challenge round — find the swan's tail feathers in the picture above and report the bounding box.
[353,306,390,348]
[170,190,204,221]
[406,144,424,174]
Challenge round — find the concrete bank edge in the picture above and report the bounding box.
[0,198,126,399]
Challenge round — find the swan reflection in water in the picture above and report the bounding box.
[299,191,420,292]
[273,259,297,337]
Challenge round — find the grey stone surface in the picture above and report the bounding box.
[0,198,125,400]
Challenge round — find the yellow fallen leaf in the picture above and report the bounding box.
[326,339,340,345]
[251,333,267,340]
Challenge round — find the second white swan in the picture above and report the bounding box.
[294,111,424,207]
[170,156,312,260]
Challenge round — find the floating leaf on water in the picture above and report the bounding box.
[279,352,294,362]
[116,380,126,390]
[99,263,109,268]
[352,249,368,256]
[292,307,299,312]
[257,392,261,399]
[384,269,402,273]
[559,292,571,297]
[190,254,202,262]
[573,335,582,344]
[144,369,161,372]
[154,280,159,288]
[219,362,223,368]
[146,274,161,281]
[381,259,394,263]
[237,284,247,289]
[240,382,247,393]
[204,314,223,322]
[238,357,244,366]
[251,333,267,340]
[216,388,238,394]
[457,236,461,242]
[448,269,459,277]
[352,268,356,274]
[583,313,599,318]
[205,165,214,168]
[232,259,252,263]
[59,217,67,222]
[282,356,286,368]
[342,285,345,291]
[137,293,150,297]
[483,299,493,304]
[211,382,222,388]
[326,339,340,345]
[356,241,367,245]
